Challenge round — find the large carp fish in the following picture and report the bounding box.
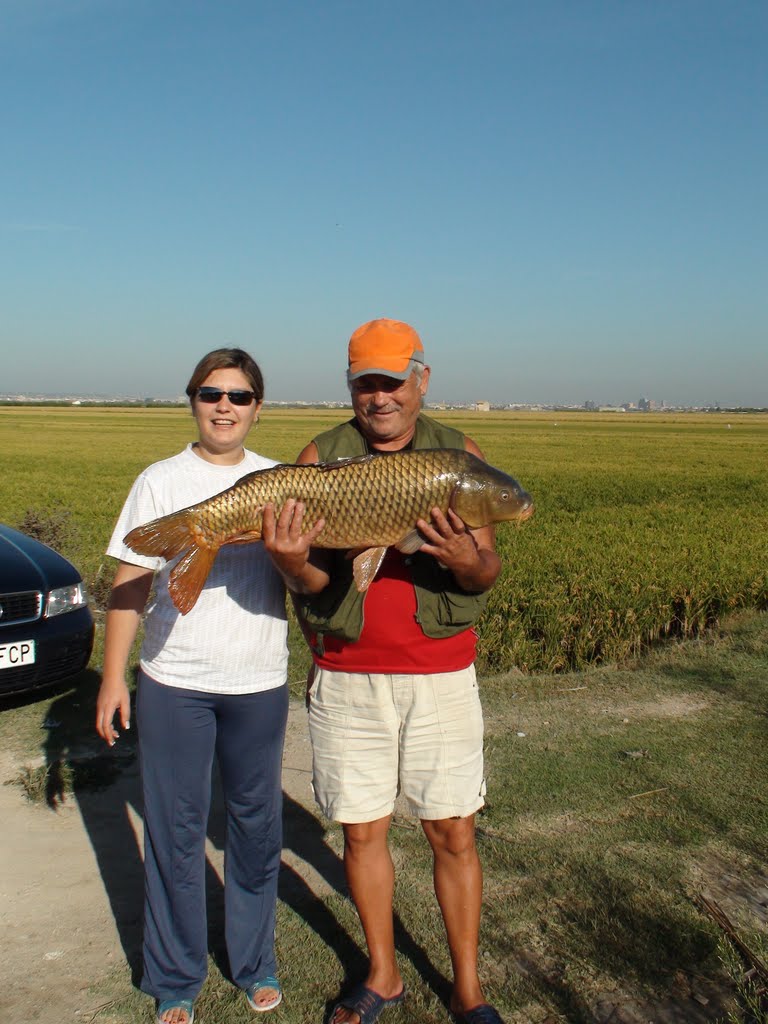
[124,448,534,614]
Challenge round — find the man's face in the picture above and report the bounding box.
[350,367,430,448]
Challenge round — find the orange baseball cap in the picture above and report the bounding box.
[347,318,425,381]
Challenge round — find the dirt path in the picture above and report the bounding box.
[0,700,319,1024]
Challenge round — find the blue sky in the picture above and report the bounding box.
[1,0,766,406]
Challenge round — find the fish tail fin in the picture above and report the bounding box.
[124,508,201,560]
[168,545,218,615]
[124,509,222,614]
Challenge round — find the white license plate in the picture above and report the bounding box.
[0,640,36,669]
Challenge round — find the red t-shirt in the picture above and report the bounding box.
[313,549,477,674]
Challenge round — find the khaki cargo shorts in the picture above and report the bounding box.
[307,665,486,823]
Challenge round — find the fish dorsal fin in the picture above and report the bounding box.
[395,529,424,555]
[317,453,378,471]
[352,546,388,592]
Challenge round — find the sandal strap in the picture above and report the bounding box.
[249,975,281,992]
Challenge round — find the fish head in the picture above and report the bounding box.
[451,459,534,527]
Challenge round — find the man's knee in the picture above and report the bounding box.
[342,816,392,854]
[422,815,477,858]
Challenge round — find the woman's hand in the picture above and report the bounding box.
[95,561,152,747]
[95,676,131,746]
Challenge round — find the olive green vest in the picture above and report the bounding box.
[296,414,491,651]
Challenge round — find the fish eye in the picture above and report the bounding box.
[500,490,510,501]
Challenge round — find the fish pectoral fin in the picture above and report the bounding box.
[351,546,388,592]
[395,529,424,555]
[168,545,218,615]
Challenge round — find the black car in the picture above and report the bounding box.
[0,524,94,696]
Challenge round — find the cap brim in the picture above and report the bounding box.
[348,351,424,382]
[348,365,413,382]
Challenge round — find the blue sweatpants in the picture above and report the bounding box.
[136,671,289,1002]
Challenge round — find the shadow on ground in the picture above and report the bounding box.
[35,683,451,1006]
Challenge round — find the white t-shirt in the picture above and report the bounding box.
[107,443,288,695]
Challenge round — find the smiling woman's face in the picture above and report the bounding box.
[192,367,261,462]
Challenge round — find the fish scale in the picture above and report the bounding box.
[124,448,533,613]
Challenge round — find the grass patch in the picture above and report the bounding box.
[718,934,768,1023]
[6,762,63,803]
[8,754,127,806]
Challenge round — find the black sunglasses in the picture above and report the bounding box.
[196,386,257,406]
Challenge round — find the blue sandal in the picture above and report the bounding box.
[246,975,283,1013]
[328,983,406,1024]
[156,999,194,1024]
[451,1005,504,1024]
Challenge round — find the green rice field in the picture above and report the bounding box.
[1,406,766,676]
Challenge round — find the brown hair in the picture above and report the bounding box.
[185,348,265,403]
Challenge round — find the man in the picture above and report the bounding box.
[264,319,506,1024]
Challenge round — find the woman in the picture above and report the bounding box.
[96,349,288,1024]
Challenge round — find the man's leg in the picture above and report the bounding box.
[308,669,403,1022]
[331,816,404,1024]
[421,815,485,1015]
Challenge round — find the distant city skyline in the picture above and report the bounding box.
[2,390,764,413]
[1,2,765,409]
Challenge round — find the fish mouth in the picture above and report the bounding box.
[519,502,534,522]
